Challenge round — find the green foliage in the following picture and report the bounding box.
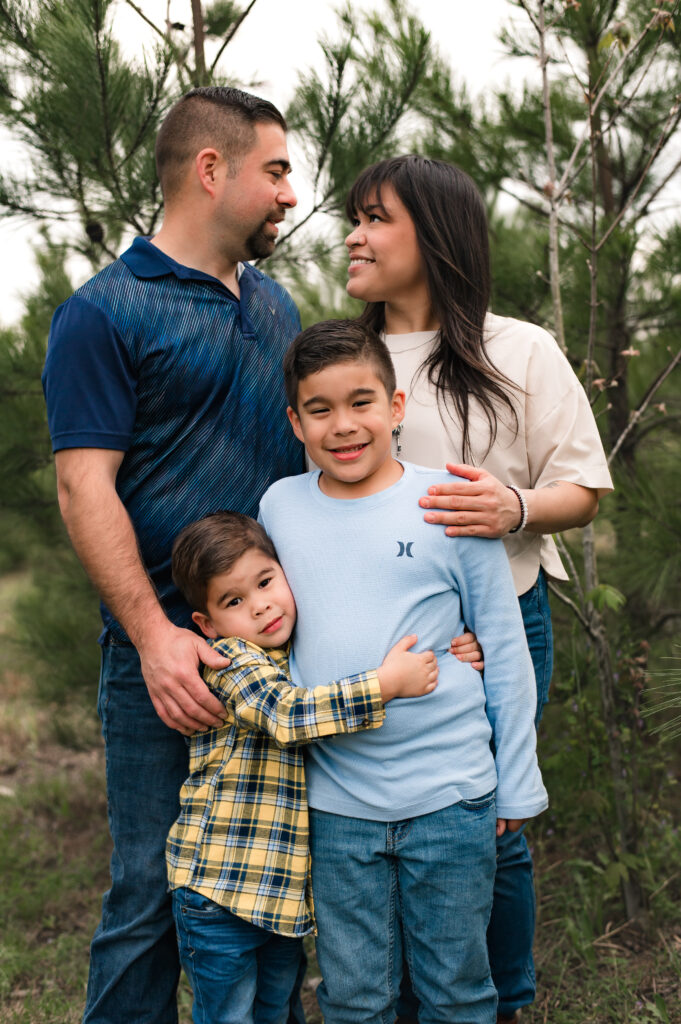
[285,0,433,213]
[0,0,173,254]
[0,239,71,565]
[12,546,101,701]
[203,1,244,37]
[0,241,101,702]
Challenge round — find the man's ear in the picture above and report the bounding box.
[287,406,305,444]
[195,148,222,198]
[192,610,218,639]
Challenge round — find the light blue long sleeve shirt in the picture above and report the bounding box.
[259,462,548,822]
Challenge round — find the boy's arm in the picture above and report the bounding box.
[453,539,549,822]
[205,639,386,748]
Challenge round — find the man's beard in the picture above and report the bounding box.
[244,218,279,260]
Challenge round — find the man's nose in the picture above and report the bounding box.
[278,178,297,209]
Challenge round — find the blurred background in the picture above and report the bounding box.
[0,2,679,1021]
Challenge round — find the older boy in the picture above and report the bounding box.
[167,511,438,1024]
[258,320,548,1024]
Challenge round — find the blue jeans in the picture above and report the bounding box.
[397,570,553,1021]
[84,641,189,1024]
[488,569,553,1018]
[172,888,304,1024]
[310,797,498,1024]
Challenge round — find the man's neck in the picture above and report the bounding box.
[150,224,241,297]
[318,458,404,500]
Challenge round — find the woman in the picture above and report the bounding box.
[344,155,613,1024]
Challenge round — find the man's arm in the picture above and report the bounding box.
[55,447,229,734]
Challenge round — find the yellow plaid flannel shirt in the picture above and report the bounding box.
[166,636,385,936]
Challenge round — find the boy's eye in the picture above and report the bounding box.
[258,577,272,589]
[368,213,382,223]
[226,597,242,608]
[309,406,329,415]
[353,399,371,407]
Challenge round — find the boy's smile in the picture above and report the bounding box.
[192,548,296,648]
[287,360,405,499]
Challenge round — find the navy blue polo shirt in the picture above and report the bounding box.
[42,238,305,641]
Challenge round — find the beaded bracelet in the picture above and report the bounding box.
[507,484,528,533]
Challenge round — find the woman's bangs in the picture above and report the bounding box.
[345,166,392,221]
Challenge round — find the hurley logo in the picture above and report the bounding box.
[396,541,414,558]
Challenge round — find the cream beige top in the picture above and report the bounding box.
[385,313,614,595]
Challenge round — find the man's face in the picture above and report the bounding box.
[215,122,297,262]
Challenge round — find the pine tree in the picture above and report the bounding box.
[419,0,681,921]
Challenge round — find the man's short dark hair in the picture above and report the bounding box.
[283,319,397,413]
[155,86,287,200]
[172,511,278,615]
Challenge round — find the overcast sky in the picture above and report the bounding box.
[0,0,529,323]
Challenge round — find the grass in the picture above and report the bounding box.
[2,737,678,1024]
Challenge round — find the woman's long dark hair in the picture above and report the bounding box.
[346,155,518,461]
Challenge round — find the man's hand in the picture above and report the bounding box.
[449,631,484,671]
[496,818,527,837]
[419,463,521,538]
[137,623,232,735]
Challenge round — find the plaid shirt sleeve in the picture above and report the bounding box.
[203,639,385,748]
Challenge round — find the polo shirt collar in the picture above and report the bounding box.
[120,236,263,288]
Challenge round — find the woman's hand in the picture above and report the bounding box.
[450,631,484,671]
[419,463,521,538]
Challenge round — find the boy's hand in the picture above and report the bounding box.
[450,630,484,671]
[377,635,439,702]
[496,818,527,837]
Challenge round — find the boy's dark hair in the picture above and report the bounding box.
[172,511,278,615]
[155,86,287,200]
[283,319,397,413]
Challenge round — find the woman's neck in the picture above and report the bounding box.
[383,297,439,335]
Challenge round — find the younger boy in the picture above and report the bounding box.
[167,510,439,1024]
[258,320,549,1024]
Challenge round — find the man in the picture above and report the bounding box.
[42,87,304,1024]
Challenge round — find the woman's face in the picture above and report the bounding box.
[345,185,428,308]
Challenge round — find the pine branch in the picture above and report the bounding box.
[122,0,167,42]
[547,580,594,636]
[0,0,40,59]
[556,11,663,202]
[597,100,681,251]
[554,534,585,605]
[118,49,173,169]
[210,0,260,75]
[608,347,681,465]
[624,112,681,220]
